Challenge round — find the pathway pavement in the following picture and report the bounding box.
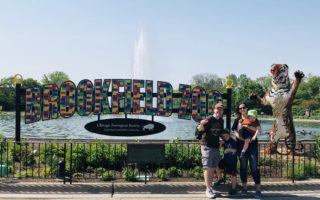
[0,179,320,199]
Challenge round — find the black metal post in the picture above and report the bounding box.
[226,88,232,130]
[70,143,73,184]
[145,165,147,184]
[63,143,67,184]
[292,143,295,183]
[15,83,21,143]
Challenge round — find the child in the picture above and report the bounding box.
[215,129,238,195]
[238,109,259,158]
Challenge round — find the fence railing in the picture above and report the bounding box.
[0,139,319,183]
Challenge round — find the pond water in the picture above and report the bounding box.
[0,114,319,141]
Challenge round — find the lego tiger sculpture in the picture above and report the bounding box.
[250,64,304,154]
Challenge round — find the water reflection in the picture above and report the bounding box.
[0,114,319,140]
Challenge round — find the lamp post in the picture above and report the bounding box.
[225,78,234,130]
[14,74,23,143]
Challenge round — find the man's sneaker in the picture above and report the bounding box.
[214,177,224,186]
[255,191,262,199]
[241,189,248,196]
[206,188,216,199]
[228,188,237,195]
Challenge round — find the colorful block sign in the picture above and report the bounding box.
[25,79,223,123]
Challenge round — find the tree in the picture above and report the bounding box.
[295,75,320,116]
[41,71,70,87]
[22,78,42,88]
[301,99,320,117]
[255,76,272,91]
[0,77,15,111]
[190,73,225,92]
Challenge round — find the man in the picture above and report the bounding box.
[197,102,224,199]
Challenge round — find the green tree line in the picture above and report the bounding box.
[190,73,320,118]
[0,71,69,111]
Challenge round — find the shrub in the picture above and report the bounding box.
[167,166,181,177]
[122,167,137,181]
[102,171,115,181]
[165,141,201,169]
[288,163,320,178]
[96,167,106,175]
[313,136,320,159]
[189,166,203,179]
[156,168,169,180]
[10,143,36,166]
[89,143,127,170]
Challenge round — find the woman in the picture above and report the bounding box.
[232,102,262,198]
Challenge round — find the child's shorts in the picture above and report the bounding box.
[218,158,237,176]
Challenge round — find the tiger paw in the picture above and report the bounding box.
[294,70,305,80]
[264,146,277,154]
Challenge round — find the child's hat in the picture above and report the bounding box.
[222,128,230,134]
[248,109,258,117]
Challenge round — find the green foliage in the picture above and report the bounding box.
[41,144,65,165]
[165,141,201,169]
[288,163,320,178]
[313,136,320,159]
[122,167,138,181]
[102,170,115,181]
[0,77,41,111]
[22,78,41,88]
[89,143,127,170]
[70,144,90,172]
[0,77,15,111]
[72,172,83,178]
[96,167,106,175]
[190,73,225,92]
[167,166,181,177]
[10,143,36,166]
[188,166,203,179]
[41,71,70,87]
[156,168,169,180]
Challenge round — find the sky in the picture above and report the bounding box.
[1,0,320,88]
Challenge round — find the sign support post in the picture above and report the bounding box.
[15,74,23,143]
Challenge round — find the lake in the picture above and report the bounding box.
[0,114,319,141]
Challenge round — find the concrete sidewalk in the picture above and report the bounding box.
[0,179,320,199]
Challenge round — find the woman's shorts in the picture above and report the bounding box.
[201,145,221,168]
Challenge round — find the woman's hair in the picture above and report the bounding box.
[235,102,248,118]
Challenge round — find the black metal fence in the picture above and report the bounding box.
[0,139,319,183]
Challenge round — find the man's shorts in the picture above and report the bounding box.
[201,145,221,168]
[218,158,237,176]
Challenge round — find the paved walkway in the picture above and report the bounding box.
[0,179,320,199]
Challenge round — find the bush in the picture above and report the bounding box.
[89,143,127,170]
[167,166,181,177]
[96,167,106,175]
[102,171,115,181]
[122,167,137,181]
[10,143,36,166]
[189,166,203,179]
[288,163,320,178]
[165,141,201,169]
[156,168,169,180]
[313,136,320,159]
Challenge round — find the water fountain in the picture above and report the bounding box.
[133,29,151,80]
